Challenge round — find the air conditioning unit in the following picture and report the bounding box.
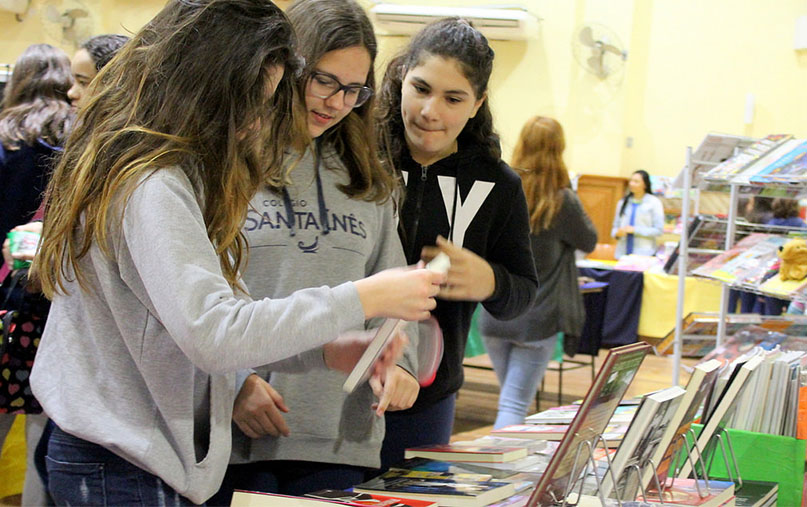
[369,3,538,41]
[0,0,29,14]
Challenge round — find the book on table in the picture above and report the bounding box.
[306,489,439,507]
[639,478,735,507]
[526,341,652,507]
[404,443,528,463]
[351,470,516,507]
[642,359,722,493]
[598,385,687,501]
[729,479,778,507]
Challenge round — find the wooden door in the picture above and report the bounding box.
[576,174,628,249]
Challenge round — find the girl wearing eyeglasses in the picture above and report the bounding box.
[210,0,431,502]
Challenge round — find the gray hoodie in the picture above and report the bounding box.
[231,145,417,469]
[30,167,366,503]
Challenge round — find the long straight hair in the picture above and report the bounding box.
[34,0,305,297]
[0,43,73,148]
[514,116,570,232]
[287,0,394,202]
[619,169,652,217]
[376,17,500,173]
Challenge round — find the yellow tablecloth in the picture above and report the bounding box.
[0,415,26,498]
[637,271,723,338]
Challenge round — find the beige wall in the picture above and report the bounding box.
[2,0,806,178]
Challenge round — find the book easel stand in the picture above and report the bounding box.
[666,427,743,497]
[550,433,669,507]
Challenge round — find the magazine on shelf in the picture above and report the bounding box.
[672,132,756,189]
[749,139,807,183]
[703,134,792,183]
[598,386,687,501]
[732,138,805,185]
[526,342,652,506]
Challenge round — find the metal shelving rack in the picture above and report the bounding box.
[672,144,807,385]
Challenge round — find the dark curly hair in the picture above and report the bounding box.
[376,17,500,172]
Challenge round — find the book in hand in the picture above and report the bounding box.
[352,471,516,507]
[642,359,722,494]
[598,385,687,501]
[526,341,652,507]
[342,253,450,393]
[306,489,438,507]
[404,443,528,463]
[639,478,735,507]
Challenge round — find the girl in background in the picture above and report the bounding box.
[30,0,439,504]
[611,169,664,258]
[376,17,538,468]
[478,116,597,429]
[212,0,425,501]
[0,42,73,507]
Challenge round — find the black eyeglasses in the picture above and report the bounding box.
[307,71,373,108]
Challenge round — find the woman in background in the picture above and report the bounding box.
[478,116,596,429]
[376,17,538,468]
[0,43,73,507]
[611,169,664,258]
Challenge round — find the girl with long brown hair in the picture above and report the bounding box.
[213,0,428,500]
[375,18,538,468]
[28,0,440,504]
[0,42,73,507]
[478,116,597,428]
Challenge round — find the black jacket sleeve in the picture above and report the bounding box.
[481,167,539,320]
[557,189,598,253]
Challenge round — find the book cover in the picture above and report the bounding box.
[730,479,778,507]
[704,134,792,182]
[352,474,516,507]
[599,386,687,501]
[231,490,354,506]
[404,443,528,463]
[527,342,652,507]
[306,489,439,507]
[387,457,520,481]
[643,359,722,492]
[677,353,764,479]
[640,478,735,507]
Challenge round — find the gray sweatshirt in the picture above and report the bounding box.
[231,145,417,469]
[30,168,366,503]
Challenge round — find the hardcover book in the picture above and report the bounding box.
[642,359,722,493]
[404,443,528,463]
[640,478,735,507]
[352,473,516,507]
[598,386,687,501]
[526,342,652,506]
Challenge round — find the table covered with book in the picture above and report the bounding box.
[234,342,802,507]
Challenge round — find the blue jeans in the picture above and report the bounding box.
[46,425,199,506]
[482,333,558,429]
[380,393,456,470]
[209,460,367,506]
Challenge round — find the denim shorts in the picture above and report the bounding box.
[46,425,199,506]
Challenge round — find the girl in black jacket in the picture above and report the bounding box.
[376,17,538,468]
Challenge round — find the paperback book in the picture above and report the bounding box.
[352,472,516,507]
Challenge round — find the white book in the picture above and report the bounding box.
[342,253,450,393]
[749,350,779,432]
[677,354,764,479]
[641,359,722,493]
[598,386,686,501]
